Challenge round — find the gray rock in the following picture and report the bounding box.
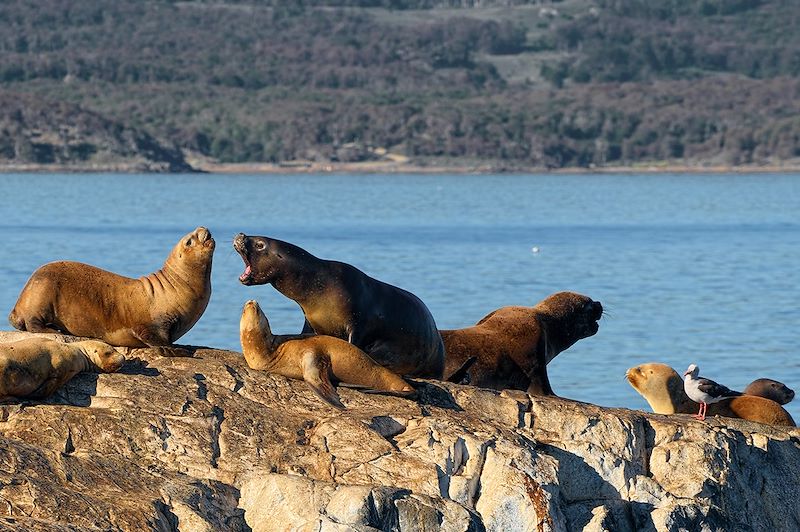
[0,331,798,531]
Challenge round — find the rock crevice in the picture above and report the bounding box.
[0,331,798,531]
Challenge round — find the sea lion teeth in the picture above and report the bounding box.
[233,233,444,378]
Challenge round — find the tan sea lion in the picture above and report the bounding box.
[233,233,444,378]
[440,291,603,396]
[625,363,795,427]
[0,337,125,401]
[239,300,415,409]
[743,378,795,405]
[9,227,214,354]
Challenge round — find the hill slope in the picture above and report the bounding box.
[1,0,798,170]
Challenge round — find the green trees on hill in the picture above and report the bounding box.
[0,0,798,169]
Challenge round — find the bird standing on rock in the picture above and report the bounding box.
[683,364,742,420]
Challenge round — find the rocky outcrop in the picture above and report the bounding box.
[0,330,798,531]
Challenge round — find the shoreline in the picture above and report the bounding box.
[2,160,800,175]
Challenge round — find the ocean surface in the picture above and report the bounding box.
[1,173,798,421]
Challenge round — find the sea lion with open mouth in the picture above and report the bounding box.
[233,233,444,378]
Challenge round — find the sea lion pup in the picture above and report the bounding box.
[233,233,444,378]
[440,292,603,396]
[239,300,414,409]
[9,227,215,354]
[744,378,795,405]
[0,337,125,401]
[625,363,795,427]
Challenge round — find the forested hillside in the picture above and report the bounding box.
[1,0,798,171]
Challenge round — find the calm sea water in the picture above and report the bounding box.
[1,173,798,421]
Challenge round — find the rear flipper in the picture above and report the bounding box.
[446,356,477,385]
[301,351,345,409]
[11,314,62,334]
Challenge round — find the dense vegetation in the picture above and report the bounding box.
[1,0,798,170]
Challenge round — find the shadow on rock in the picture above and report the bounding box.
[539,443,657,532]
[410,380,463,412]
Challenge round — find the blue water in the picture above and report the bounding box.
[1,173,798,421]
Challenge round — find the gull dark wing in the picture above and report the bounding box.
[697,378,742,398]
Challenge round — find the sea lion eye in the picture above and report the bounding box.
[255,241,266,251]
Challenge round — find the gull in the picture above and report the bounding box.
[683,364,742,420]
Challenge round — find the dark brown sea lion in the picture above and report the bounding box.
[440,291,603,396]
[743,378,795,405]
[233,234,444,378]
[9,227,214,354]
[239,300,414,409]
[626,363,795,427]
[0,337,125,401]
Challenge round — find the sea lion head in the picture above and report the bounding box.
[233,233,312,286]
[744,378,795,405]
[626,362,684,414]
[240,299,271,336]
[240,300,274,364]
[170,227,215,272]
[77,340,126,373]
[535,291,603,348]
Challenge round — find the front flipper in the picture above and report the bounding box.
[301,350,345,409]
[131,324,192,358]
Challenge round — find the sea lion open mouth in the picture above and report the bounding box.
[233,233,254,284]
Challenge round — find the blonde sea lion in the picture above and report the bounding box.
[239,300,414,409]
[440,291,603,396]
[233,233,444,378]
[625,363,795,427]
[0,337,125,401]
[9,227,215,354]
[743,378,794,405]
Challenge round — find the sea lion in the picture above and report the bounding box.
[239,300,414,409]
[9,227,214,354]
[0,337,125,401]
[625,363,795,427]
[439,291,603,396]
[743,378,795,405]
[233,233,444,378]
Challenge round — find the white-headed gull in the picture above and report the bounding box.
[683,364,742,420]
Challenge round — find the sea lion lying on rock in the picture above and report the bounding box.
[239,300,415,409]
[626,362,795,427]
[0,337,124,401]
[9,227,215,355]
[234,233,444,378]
[440,291,603,396]
[744,378,794,405]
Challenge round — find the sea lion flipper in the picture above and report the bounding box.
[301,351,345,409]
[130,325,192,357]
[446,356,477,384]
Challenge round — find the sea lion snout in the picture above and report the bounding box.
[590,300,603,320]
[192,227,214,247]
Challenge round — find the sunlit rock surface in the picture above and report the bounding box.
[0,331,798,531]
